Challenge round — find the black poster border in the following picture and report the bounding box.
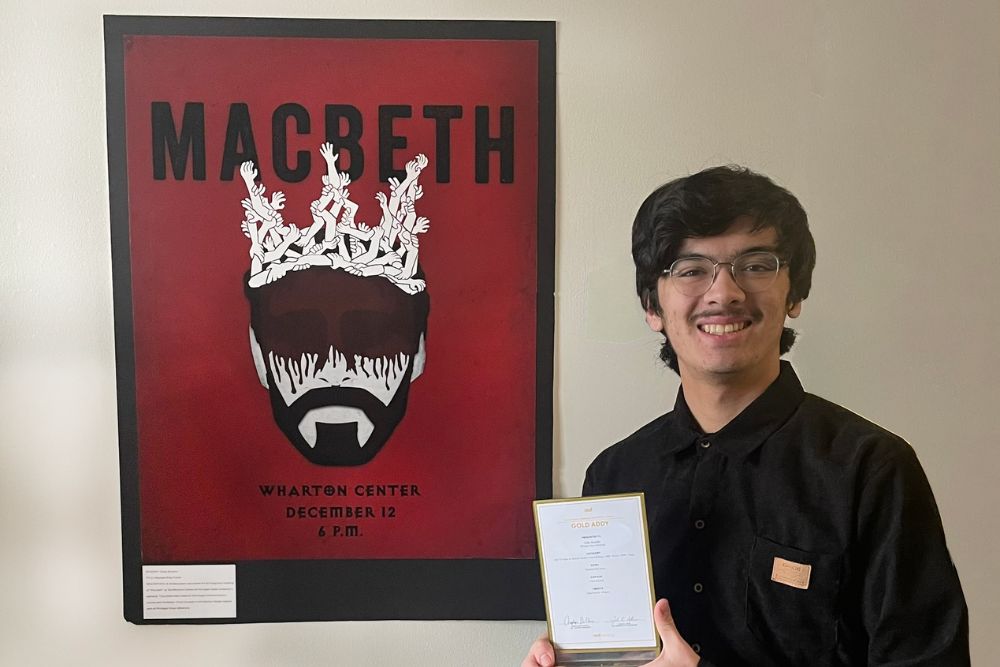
[104,14,555,623]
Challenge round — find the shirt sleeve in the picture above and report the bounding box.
[582,451,611,497]
[857,440,969,665]
[582,463,597,497]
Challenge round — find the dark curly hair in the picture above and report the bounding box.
[632,165,816,372]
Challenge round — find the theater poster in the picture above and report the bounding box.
[105,15,554,623]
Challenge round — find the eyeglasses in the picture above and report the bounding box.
[661,251,786,296]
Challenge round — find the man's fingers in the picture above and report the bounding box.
[652,599,700,666]
[521,636,555,667]
[653,598,683,648]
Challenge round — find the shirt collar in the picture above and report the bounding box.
[664,360,806,460]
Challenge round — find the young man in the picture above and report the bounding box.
[524,167,968,666]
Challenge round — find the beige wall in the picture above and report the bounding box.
[2,1,997,664]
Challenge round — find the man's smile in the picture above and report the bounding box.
[693,310,757,337]
[698,321,751,335]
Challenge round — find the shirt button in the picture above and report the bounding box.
[700,441,711,449]
[691,643,701,654]
[694,519,705,530]
[693,582,703,593]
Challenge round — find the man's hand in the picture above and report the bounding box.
[520,601,698,667]
[412,216,430,235]
[520,636,555,667]
[239,161,257,185]
[319,142,337,165]
[645,599,699,667]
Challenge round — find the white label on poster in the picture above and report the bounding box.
[142,564,236,619]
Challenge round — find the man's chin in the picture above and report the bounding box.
[282,417,395,466]
[680,354,782,386]
[266,381,412,466]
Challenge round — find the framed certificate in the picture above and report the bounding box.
[106,15,555,623]
[533,494,660,665]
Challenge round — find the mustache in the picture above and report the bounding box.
[283,385,391,426]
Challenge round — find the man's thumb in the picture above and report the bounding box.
[652,599,700,665]
[653,598,680,643]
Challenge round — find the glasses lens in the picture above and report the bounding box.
[732,252,780,292]
[668,257,716,296]
[667,252,781,296]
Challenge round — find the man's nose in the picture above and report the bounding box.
[705,264,746,303]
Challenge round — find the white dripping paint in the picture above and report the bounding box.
[249,327,426,448]
[268,348,409,407]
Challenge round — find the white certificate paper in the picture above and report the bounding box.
[534,494,658,656]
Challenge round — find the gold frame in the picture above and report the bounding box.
[532,493,661,661]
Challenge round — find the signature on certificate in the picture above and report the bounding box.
[561,615,595,628]
[610,614,639,628]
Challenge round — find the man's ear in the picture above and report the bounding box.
[787,300,803,319]
[645,307,665,333]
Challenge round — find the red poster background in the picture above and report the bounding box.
[123,35,540,561]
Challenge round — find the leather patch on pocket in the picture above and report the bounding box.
[771,556,812,590]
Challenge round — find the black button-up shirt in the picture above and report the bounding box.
[583,362,969,666]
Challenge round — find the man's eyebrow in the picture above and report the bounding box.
[675,245,780,260]
[740,245,781,255]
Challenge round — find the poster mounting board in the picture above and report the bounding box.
[105,14,554,623]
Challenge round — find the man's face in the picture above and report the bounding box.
[246,267,429,466]
[645,218,801,386]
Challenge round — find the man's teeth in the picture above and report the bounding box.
[299,407,374,449]
[700,322,749,335]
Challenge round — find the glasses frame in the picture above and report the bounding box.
[661,251,788,297]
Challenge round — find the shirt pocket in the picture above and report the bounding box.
[746,535,842,663]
